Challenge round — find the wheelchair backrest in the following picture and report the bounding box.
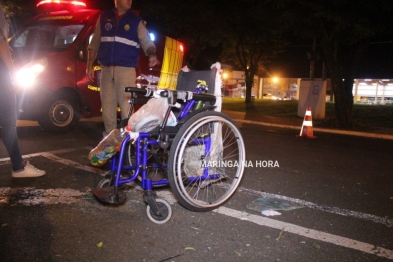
[175,67,217,95]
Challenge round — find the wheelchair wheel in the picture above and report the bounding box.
[146,147,168,187]
[97,178,113,188]
[126,143,168,187]
[168,111,246,212]
[146,199,172,224]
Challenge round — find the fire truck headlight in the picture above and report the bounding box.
[15,59,47,88]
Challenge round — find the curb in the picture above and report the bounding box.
[233,119,393,141]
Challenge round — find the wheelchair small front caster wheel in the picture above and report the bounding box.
[146,199,172,224]
[96,173,114,188]
[97,178,112,188]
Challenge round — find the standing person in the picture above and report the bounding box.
[0,4,45,178]
[86,0,159,136]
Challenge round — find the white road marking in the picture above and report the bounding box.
[155,191,393,260]
[2,149,392,226]
[214,206,393,260]
[1,186,392,260]
[0,147,91,162]
[0,147,109,176]
[236,186,393,227]
[41,152,107,176]
[1,149,392,260]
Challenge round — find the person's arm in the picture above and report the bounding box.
[0,39,16,85]
[138,21,159,67]
[86,18,101,81]
[0,39,15,72]
[86,49,97,82]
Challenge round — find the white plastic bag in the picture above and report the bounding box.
[128,97,168,132]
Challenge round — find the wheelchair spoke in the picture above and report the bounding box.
[168,111,246,212]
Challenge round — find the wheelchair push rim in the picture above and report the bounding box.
[168,111,246,211]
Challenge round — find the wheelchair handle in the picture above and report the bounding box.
[124,87,216,104]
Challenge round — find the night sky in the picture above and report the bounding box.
[60,1,393,79]
[265,42,393,79]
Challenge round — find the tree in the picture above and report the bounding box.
[217,0,286,105]
[140,0,222,68]
[275,0,393,128]
[1,0,37,33]
[140,0,286,106]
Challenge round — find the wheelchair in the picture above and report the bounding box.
[92,65,246,224]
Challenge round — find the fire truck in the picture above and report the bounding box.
[11,0,185,132]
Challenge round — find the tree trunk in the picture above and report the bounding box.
[245,76,254,105]
[320,40,353,128]
[244,67,256,105]
[330,75,353,127]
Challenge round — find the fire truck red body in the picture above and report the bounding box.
[11,0,185,132]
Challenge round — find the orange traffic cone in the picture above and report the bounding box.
[297,106,316,138]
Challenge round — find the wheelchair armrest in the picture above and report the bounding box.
[124,87,216,105]
[186,92,216,105]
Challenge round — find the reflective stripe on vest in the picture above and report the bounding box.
[101,36,141,48]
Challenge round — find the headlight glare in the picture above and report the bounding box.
[16,59,47,88]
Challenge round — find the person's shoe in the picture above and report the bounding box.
[12,162,46,178]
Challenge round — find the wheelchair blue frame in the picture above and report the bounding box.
[92,73,246,224]
[110,83,214,191]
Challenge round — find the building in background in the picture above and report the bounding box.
[353,79,393,104]
[222,70,393,105]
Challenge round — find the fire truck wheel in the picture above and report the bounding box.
[38,93,80,133]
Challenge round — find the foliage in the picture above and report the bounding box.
[272,0,393,127]
[1,0,37,33]
[1,0,22,18]
[140,0,222,68]
[217,0,287,104]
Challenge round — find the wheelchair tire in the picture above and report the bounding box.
[97,178,112,188]
[168,111,246,212]
[146,199,172,224]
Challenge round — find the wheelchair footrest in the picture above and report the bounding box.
[92,187,126,204]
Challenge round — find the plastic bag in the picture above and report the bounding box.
[166,111,177,126]
[88,129,125,166]
[88,96,171,166]
[128,97,168,132]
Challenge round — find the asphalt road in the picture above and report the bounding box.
[0,119,392,261]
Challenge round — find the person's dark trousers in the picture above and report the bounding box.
[0,62,24,172]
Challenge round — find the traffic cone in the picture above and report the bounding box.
[297,106,316,138]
